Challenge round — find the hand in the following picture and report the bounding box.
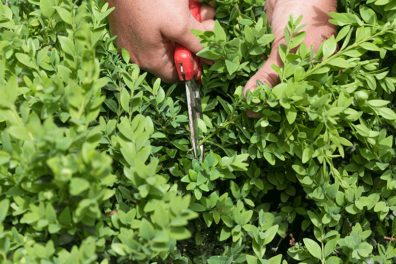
[105,0,216,83]
[244,0,337,117]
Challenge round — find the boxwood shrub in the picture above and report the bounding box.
[1,0,396,263]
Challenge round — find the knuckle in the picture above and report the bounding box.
[201,5,216,19]
[202,20,215,31]
[170,19,191,39]
[255,70,279,88]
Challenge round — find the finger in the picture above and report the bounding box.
[161,11,214,55]
[243,40,284,118]
[146,63,180,84]
[201,19,215,31]
[200,5,216,21]
[200,19,215,66]
[200,58,214,65]
[142,46,181,84]
[264,0,276,25]
[243,42,284,97]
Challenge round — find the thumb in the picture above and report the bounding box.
[161,6,215,55]
[243,45,284,97]
[243,42,284,118]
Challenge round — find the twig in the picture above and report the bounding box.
[105,210,118,217]
[5,0,9,6]
[289,233,296,247]
[272,232,287,252]
[198,112,244,146]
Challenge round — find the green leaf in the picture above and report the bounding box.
[359,6,377,24]
[69,178,90,195]
[169,227,191,240]
[106,119,117,135]
[246,255,259,264]
[238,19,253,25]
[139,219,155,240]
[360,42,381,51]
[111,243,128,256]
[339,137,353,147]
[153,78,161,95]
[324,238,338,257]
[327,257,342,264]
[5,76,18,103]
[264,225,279,245]
[257,34,276,46]
[214,21,226,42]
[336,25,351,42]
[120,88,130,112]
[150,132,166,140]
[302,146,313,164]
[0,199,9,222]
[197,118,207,133]
[145,116,154,135]
[367,100,390,107]
[375,0,389,5]
[307,211,321,227]
[59,207,71,226]
[323,35,337,59]
[327,58,351,68]
[285,106,297,124]
[290,31,306,49]
[190,203,206,212]
[374,201,386,212]
[56,7,72,24]
[197,48,222,60]
[230,181,240,199]
[156,87,165,105]
[220,227,231,241]
[244,26,254,44]
[385,0,396,10]
[45,203,57,222]
[15,53,36,69]
[268,254,283,264]
[58,36,75,56]
[264,152,275,165]
[225,60,238,75]
[378,108,396,120]
[8,127,31,141]
[326,107,344,116]
[40,0,54,18]
[121,48,130,63]
[303,238,322,259]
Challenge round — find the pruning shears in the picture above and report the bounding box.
[174,0,204,161]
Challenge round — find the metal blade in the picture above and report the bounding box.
[185,79,204,160]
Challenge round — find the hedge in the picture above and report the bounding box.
[1,0,396,263]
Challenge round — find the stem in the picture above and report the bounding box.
[321,228,325,264]
[76,86,95,120]
[204,142,234,154]
[198,112,244,146]
[10,105,34,140]
[303,31,383,78]
[281,34,292,83]
[116,78,122,124]
[129,103,133,122]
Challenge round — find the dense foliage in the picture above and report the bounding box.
[1,0,396,263]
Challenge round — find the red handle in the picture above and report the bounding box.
[174,0,202,82]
